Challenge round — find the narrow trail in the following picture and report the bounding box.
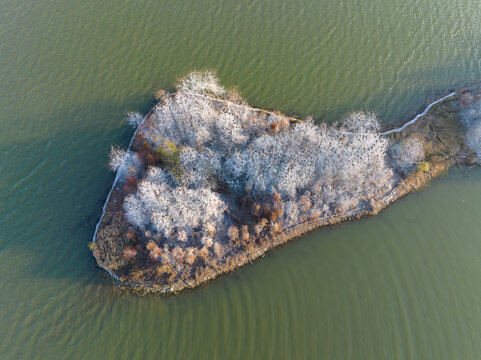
[380,92,457,135]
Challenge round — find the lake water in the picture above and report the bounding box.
[2,0,481,358]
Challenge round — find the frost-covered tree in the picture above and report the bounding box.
[127,112,144,128]
[460,101,481,160]
[117,71,403,252]
[466,122,481,160]
[223,117,393,203]
[138,73,290,151]
[178,147,221,188]
[108,146,140,179]
[177,70,226,97]
[124,167,227,241]
[389,137,425,174]
[341,111,380,132]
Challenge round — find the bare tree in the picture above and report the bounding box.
[115,71,403,253]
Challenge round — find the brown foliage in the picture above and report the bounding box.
[185,247,197,265]
[146,240,162,261]
[273,192,281,202]
[279,117,290,131]
[213,242,223,258]
[171,246,185,264]
[271,192,284,218]
[154,89,166,101]
[198,247,210,262]
[269,221,283,236]
[149,247,162,261]
[241,225,249,242]
[122,183,137,194]
[227,225,239,243]
[204,238,214,248]
[131,133,147,152]
[251,192,284,220]
[270,207,283,221]
[129,270,145,283]
[125,175,138,186]
[309,210,322,221]
[459,92,473,107]
[254,218,268,236]
[299,194,312,212]
[252,203,264,217]
[122,175,139,194]
[134,136,160,166]
[145,152,160,165]
[122,247,137,260]
[204,223,216,237]
[269,122,280,134]
[146,240,157,251]
[155,264,176,283]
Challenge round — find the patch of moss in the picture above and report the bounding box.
[154,140,184,180]
[417,161,430,173]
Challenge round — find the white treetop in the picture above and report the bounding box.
[116,71,402,246]
[124,168,227,241]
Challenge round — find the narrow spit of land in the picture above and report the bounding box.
[91,71,480,294]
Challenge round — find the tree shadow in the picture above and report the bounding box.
[0,95,158,285]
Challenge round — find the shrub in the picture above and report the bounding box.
[185,247,197,265]
[389,137,425,174]
[148,245,162,261]
[227,226,239,243]
[122,247,137,260]
[213,243,223,258]
[127,112,144,128]
[254,218,268,236]
[154,140,184,180]
[171,247,185,264]
[241,225,249,242]
[460,99,481,160]
[108,146,140,179]
[177,70,226,97]
[417,161,430,173]
[269,221,282,235]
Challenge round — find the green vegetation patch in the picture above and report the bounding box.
[154,139,184,180]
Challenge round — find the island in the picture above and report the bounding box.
[90,71,481,294]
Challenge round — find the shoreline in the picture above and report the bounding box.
[92,85,478,295]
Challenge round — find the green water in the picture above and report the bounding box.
[2,0,481,358]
